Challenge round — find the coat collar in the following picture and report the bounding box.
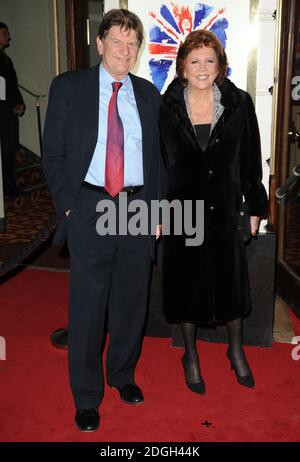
[163,76,241,106]
[183,83,224,135]
[162,77,241,136]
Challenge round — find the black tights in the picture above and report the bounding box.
[180,322,202,383]
[226,317,251,377]
[180,317,250,381]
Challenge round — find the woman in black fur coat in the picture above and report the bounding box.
[159,30,268,394]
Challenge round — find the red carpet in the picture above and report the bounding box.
[0,268,300,442]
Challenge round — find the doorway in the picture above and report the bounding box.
[274,0,300,318]
[65,0,104,70]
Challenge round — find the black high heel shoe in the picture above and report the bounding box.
[226,348,255,388]
[182,354,206,395]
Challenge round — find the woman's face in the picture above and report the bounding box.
[184,45,219,92]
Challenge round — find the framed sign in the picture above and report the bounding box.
[124,0,259,97]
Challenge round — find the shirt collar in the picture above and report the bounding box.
[99,63,130,89]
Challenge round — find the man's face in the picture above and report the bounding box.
[97,25,140,80]
[0,27,10,50]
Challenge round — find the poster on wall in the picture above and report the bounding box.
[128,0,254,94]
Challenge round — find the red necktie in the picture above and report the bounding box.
[105,81,124,197]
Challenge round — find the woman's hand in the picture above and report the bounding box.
[250,216,260,236]
[13,103,25,116]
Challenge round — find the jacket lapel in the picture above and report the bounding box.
[129,73,153,185]
[79,64,100,175]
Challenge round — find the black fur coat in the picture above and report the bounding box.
[159,77,268,324]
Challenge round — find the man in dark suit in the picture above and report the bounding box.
[43,9,162,432]
[0,22,25,196]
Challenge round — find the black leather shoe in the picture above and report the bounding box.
[115,384,144,404]
[182,355,206,395]
[75,408,100,432]
[226,348,255,388]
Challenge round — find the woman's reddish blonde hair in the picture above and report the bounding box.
[176,29,228,85]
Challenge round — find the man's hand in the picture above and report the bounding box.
[250,216,260,236]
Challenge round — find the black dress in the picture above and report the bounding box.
[194,123,211,151]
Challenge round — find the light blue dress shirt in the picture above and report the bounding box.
[85,64,144,187]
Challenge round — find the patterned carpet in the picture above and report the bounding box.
[0,150,54,245]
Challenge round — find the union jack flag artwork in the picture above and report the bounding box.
[148,2,229,92]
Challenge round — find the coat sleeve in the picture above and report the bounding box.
[241,92,268,217]
[7,56,24,108]
[42,75,75,218]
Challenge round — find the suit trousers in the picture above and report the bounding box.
[67,186,152,410]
